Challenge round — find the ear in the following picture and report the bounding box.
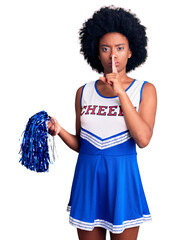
[128,49,132,59]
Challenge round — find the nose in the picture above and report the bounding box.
[110,53,117,62]
[110,50,117,60]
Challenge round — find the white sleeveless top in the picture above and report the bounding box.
[80,79,146,153]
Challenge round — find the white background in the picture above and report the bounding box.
[0,0,175,239]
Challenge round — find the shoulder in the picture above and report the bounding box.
[142,82,157,97]
[76,85,84,96]
[75,83,87,109]
[75,86,84,104]
[140,81,157,106]
[75,81,95,97]
[76,84,86,99]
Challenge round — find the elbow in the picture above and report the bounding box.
[137,139,150,148]
[136,132,153,149]
[136,137,151,148]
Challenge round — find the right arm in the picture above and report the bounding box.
[48,86,83,153]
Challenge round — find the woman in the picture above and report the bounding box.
[48,6,157,240]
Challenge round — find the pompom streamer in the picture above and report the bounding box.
[19,111,55,172]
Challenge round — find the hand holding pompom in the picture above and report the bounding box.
[48,117,62,136]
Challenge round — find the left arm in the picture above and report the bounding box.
[118,83,157,148]
[101,55,157,148]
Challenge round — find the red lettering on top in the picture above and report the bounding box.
[118,106,124,116]
[85,105,98,115]
[81,105,128,116]
[81,106,87,116]
[107,106,117,116]
[97,106,108,116]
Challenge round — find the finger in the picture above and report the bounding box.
[99,76,106,82]
[106,79,113,86]
[48,124,57,135]
[48,121,52,128]
[112,55,118,73]
[48,117,55,130]
[48,117,61,135]
[49,130,56,136]
[50,117,56,124]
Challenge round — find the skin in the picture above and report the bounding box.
[97,32,157,148]
[48,32,157,239]
[77,226,139,240]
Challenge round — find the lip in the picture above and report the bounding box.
[108,62,119,66]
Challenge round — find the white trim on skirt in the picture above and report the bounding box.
[67,206,152,234]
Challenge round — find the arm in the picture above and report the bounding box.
[48,86,83,152]
[118,83,157,148]
[58,86,83,152]
[100,55,157,148]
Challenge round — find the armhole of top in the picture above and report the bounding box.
[80,84,87,108]
[139,81,148,104]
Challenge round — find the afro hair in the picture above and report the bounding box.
[79,6,148,73]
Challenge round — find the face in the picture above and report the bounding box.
[99,32,132,74]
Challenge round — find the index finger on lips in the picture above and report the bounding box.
[112,55,118,73]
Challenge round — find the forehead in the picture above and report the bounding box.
[99,32,129,45]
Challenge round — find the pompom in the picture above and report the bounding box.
[19,111,55,172]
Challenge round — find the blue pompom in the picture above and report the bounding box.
[19,111,54,172]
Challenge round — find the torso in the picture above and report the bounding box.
[80,79,146,141]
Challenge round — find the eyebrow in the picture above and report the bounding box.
[100,43,125,47]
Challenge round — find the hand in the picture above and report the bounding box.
[99,55,124,96]
[48,117,62,136]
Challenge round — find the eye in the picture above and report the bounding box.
[117,46,124,51]
[102,47,110,52]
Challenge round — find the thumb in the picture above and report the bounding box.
[99,76,106,82]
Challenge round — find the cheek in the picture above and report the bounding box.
[99,54,108,65]
[120,52,130,63]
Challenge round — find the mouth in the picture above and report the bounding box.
[108,62,119,66]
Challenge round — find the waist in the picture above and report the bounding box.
[79,135,137,156]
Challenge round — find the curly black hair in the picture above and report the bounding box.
[79,6,148,73]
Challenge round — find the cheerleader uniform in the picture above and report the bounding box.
[67,79,152,233]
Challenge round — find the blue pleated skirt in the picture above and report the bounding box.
[67,152,151,233]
